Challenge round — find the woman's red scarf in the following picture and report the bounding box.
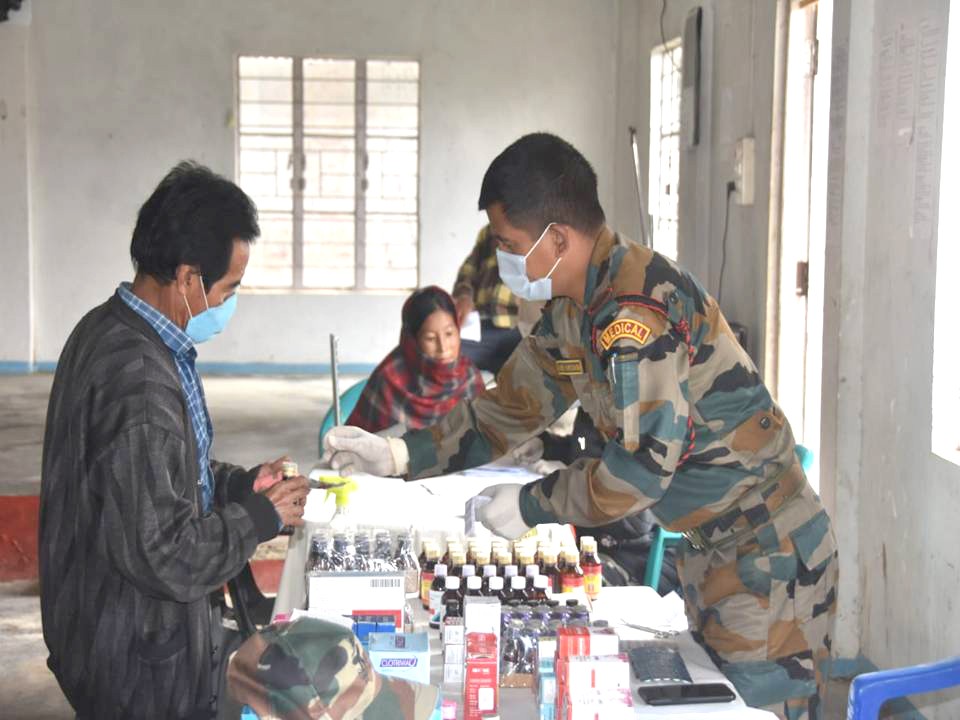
[347,328,486,434]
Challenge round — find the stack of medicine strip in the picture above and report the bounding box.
[536,627,558,719]
[463,594,501,720]
[554,626,633,720]
[442,609,464,687]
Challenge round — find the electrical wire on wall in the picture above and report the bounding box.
[716,181,736,306]
[660,0,681,70]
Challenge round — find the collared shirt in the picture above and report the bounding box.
[453,225,519,329]
[118,283,214,514]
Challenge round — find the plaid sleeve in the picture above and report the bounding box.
[453,227,488,299]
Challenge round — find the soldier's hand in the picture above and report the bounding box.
[511,437,544,466]
[262,475,309,528]
[474,483,532,540]
[321,426,408,477]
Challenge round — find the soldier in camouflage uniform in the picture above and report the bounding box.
[324,133,838,719]
[227,617,439,719]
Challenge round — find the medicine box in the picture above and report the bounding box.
[367,632,431,686]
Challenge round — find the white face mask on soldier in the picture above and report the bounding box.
[495,222,562,302]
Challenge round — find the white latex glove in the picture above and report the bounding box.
[472,483,532,540]
[320,426,409,477]
[511,436,545,467]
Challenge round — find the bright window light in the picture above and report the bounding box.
[932,4,960,464]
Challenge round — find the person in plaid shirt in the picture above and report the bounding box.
[452,225,523,373]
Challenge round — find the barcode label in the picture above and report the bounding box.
[370,578,402,589]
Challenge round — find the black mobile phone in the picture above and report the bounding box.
[637,682,736,706]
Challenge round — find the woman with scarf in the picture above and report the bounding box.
[347,286,487,434]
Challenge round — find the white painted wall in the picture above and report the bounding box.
[0,21,32,365]
[822,0,960,715]
[18,0,618,366]
[613,0,776,366]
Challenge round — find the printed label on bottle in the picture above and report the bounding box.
[420,572,434,604]
[561,575,584,593]
[429,589,443,614]
[583,566,602,599]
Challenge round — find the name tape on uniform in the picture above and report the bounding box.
[555,359,585,376]
[598,318,652,351]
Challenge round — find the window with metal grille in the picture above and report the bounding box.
[648,40,682,261]
[237,56,419,290]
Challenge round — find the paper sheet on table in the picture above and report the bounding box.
[636,710,776,719]
[460,310,482,342]
[589,586,689,635]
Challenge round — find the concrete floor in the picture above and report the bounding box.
[0,373,855,719]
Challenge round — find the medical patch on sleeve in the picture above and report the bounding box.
[554,359,585,376]
[598,318,652,351]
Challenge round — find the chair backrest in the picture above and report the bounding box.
[318,378,369,455]
[846,656,960,719]
[643,526,685,590]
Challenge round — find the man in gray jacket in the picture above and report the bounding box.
[40,162,310,719]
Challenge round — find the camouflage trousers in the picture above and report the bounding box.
[677,482,839,720]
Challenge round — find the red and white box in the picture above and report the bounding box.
[464,656,499,720]
[559,689,635,720]
[555,626,619,660]
[563,654,631,694]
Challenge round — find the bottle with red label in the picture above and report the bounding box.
[579,536,602,600]
[560,549,584,594]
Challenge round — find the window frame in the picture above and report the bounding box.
[234,54,421,292]
[648,37,683,262]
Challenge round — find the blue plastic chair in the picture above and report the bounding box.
[846,657,960,719]
[643,526,684,590]
[795,443,814,472]
[642,444,815,590]
[317,378,369,455]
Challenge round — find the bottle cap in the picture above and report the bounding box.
[434,563,448,577]
[534,575,549,589]
[445,576,461,590]
[488,576,504,591]
[525,565,540,578]
[511,576,527,590]
[483,564,497,577]
[461,564,476,578]
[566,599,580,607]
[467,576,482,590]
[504,565,518,578]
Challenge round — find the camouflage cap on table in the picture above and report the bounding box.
[227,618,440,720]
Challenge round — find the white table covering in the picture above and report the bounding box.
[271,469,777,719]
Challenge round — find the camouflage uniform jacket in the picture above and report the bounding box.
[405,228,833,571]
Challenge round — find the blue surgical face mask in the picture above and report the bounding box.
[495,222,562,302]
[182,283,238,344]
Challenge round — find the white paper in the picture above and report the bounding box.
[460,310,482,342]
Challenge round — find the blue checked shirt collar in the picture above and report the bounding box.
[117,282,196,359]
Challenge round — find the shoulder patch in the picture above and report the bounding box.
[599,318,652,351]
